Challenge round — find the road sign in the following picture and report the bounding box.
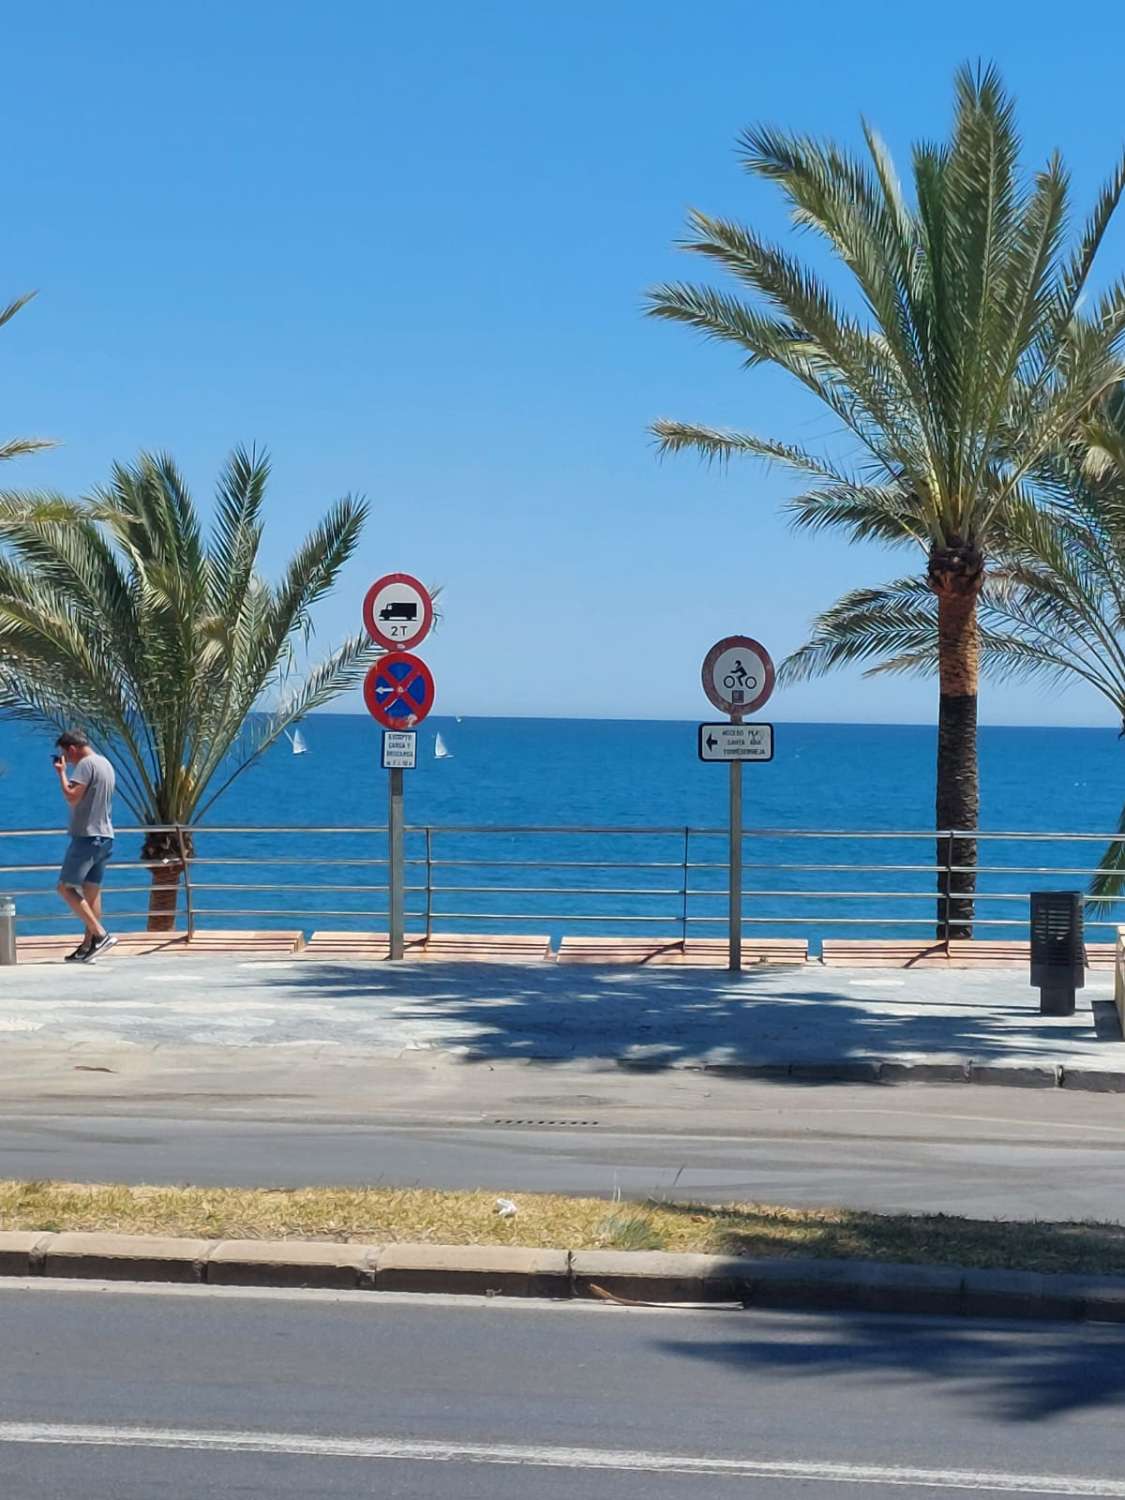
[364,651,436,728]
[381,730,417,769]
[363,572,434,651]
[701,636,774,717]
[699,722,774,762]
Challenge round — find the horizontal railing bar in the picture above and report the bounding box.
[693,916,1056,927]
[193,876,402,888]
[159,826,391,836]
[0,882,180,894]
[4,823,1125,841]
[188,908,412,919]
[184,858,391,869]
[0,826,181,838]
[423,864,687,876]
[13,910,178,923]
[686,888,1109,904]
[427,912,683,924]
[0,861,185,875]
[426,885,686,897]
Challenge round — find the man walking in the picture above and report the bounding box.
[54,730,117,962]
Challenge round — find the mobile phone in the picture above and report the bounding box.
[52,754,63,767]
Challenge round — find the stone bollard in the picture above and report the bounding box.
[0,896,15,965]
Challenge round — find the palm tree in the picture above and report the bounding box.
[647,64,1125,937]
[800,385,1125,905]
[0,447,377,928]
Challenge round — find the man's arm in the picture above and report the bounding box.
[56,760,86,808]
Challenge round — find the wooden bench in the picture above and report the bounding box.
[13,929,305,963]
[822,938,1116,969]
[303,931,553,962]
[556,936,808,966]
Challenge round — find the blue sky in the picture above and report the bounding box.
[3,0,1125,724]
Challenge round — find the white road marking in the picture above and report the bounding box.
[0,1422,1121,1493]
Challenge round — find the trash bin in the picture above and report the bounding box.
[1030,890,1084,1016]
[0,896,15,966]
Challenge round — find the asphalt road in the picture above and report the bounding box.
[2,1108,1125,1219]
[1,1282,1124,1497]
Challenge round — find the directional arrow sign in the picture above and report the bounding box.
[698,722,774,762]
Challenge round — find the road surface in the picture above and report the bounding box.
[1,1281,1123,1497]
[3,1107,1125,1219]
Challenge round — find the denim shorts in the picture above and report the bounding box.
[60,836,114,889]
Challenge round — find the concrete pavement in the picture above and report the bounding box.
[1,954,1123,1080]
[2,1283,1124,1497]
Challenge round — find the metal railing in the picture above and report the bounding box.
[2,823,1124,948]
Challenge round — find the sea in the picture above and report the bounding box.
[0,716,1121,946]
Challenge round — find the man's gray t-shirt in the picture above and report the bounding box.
[68,753,115,838]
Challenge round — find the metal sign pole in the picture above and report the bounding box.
[729,722,742,973]
[699,636,773,977]
[388,766,405,960]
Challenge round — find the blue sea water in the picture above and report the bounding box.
[1,716,1122,943]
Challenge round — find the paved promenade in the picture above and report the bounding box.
[0,955,1121,1084]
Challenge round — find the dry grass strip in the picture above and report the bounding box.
[3,1180,1125,1276]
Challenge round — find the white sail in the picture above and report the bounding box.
[434,732,452,760]
[290,728,309,755]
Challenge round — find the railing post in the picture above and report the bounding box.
[943,831,954,956]
[680,826,690,950]
[175,825,195,940]
[424,825,434,943]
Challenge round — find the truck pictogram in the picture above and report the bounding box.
[379,601,418,622]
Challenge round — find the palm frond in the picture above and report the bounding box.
[0,449,373,828]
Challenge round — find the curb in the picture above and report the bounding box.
[642,1059,1125,1090]
[1,1231,1124,1323]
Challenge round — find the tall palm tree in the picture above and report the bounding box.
[0,447,377,928]
[799,386,1125,905]
[647,64,1125,936]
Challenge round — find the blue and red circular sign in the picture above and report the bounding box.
[364,651,436,728]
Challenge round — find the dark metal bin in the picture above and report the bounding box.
[1030,890,1085,1016]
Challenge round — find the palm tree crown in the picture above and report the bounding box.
[647,63,1125,936]
[0,446,376,829]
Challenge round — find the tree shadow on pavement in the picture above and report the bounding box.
[256,959,1118,1075]
[655,1313,1125,1422]
[652,1200,1125,1276]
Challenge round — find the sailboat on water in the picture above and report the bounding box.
[434,732,452,761]
[285,728,310,756]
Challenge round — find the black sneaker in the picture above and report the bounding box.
[82,933,118,962]
[65,938,95,963]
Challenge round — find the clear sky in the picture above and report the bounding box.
[3,0,1124,725]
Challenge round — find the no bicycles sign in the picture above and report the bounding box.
[701,636,774,717]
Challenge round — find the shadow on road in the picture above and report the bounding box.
[656,1313,1125,1422]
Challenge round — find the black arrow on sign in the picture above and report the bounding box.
[705,733,718,751]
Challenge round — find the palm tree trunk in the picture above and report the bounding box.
[930,541,982,941]
[141,829,193,933]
